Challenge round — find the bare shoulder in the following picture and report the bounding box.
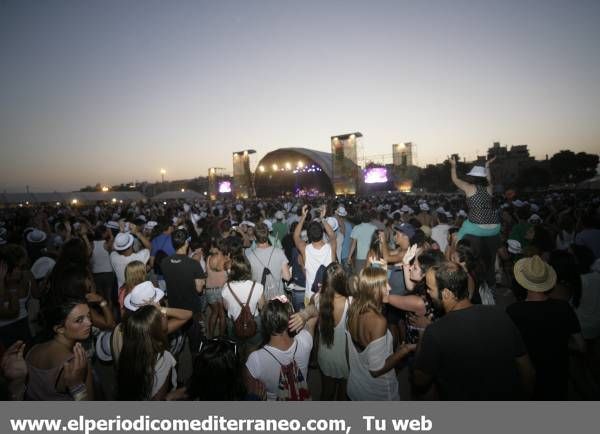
[464,184,477,197]
[27,342,69,369]
[361,311,387,342]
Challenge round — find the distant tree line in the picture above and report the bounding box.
[414,150,598,192]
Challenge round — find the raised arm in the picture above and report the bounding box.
[293,205,309,257]
[485,156,496,194]
[402,244,419,292]
[387,294,427,315]
[131,224,151,250]
[449,156,471,194]
[164,307,193,334]
[320,206,337,262]
[85,292,116,330]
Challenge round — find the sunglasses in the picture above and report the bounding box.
[198,337,238,356]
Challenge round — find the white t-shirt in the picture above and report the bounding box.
[246,330,313,400]
[110,249,150,288]
[222,280,264,320]
[305,243,333,298]
[91,240,113,274]
[431,224,451,253]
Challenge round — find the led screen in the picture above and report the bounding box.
[218,181,232,193]
[364,167,388,184]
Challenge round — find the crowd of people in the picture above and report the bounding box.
[1,158,599,400]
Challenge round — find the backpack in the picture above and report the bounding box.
[263,342,311,401]
[227,282,257,339]
[310,264,327,294]
[252,248,278,299]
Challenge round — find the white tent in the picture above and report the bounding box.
[577,176,600,190]
[152,190,204,201]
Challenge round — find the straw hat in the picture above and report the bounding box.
[514,255,556,292]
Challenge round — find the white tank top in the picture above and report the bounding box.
[91,240,113,274]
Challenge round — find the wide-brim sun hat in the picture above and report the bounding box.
[507,239,522,254]
[26,229,47,244]
[514,255,556,292]
[31,257,56,280]
[106,221,120,230]
[124,281,165,311]
[145,220,158,230]
[113,233,134,251]
[335,206,347,217]
[466,166,487,177]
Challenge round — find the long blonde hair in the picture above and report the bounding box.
[124,261,147,290]
[347,267,387,341]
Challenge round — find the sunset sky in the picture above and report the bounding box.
[1,0,599,192]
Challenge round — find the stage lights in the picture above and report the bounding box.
[260,161,322,174]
